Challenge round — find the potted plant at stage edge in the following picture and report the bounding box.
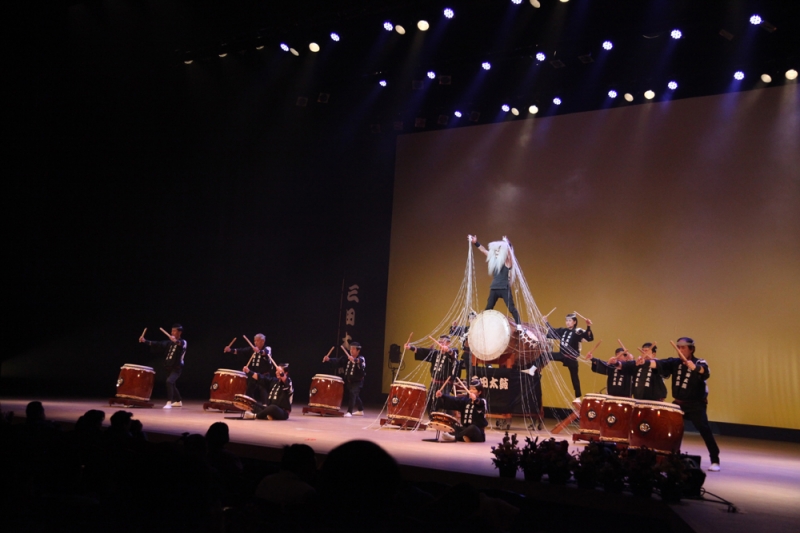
[491,432,521,479]
[519,436,545,483]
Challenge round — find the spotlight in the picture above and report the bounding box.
[289,48,299,56]
[787,69,799,80]
[280,43,289,52]
[396,25,406,35]
[734,71,745,80]
[602,41,613,50]
[444,8,454,19]
[501,104,510,112]
[379,80,387,87]
[644,90,655,99]
[255,45,264,51]
[528,105,539,114]
[511,108,520,116]
[384,22,393,31]
[553,97,562,105]
[530,0,541,7]
[668,81,678,90]
[427,71,436,79]
[560,0,569,3]
[512,0,522,4]
[330,33,340,42]
[454,110,462,118]
[536,52,546,61]
[309,42,320,52]
[671,29,682,39]
[750,15,762,25]
[624,93,634,102]
[608,90,617,98]
[482,62,491,70]
[417,20,429,31]
[761,73,772,83]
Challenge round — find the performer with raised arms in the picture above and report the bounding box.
[615,342,667,401]
[224,333,275,403]
[545,312,594,405]
[468,234,521,324]
[434,377,489,442]
[323,342,366,417]
[405,335,460,415]
[586,347,634,397]
[242,363,293,420]
[139,324,187,409]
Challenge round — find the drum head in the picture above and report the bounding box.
[468,310,512,361]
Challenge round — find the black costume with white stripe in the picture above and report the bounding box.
[437,393,488,442]
[618,360,667,401]
[546,323,593,397]
[590,358,633,397]
[246,371,293,420]
[234,346,275,402]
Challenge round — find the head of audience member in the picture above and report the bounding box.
[280,444,317,483]
[205,422,230,453]
[76,409,106,433]
[109,410,133,433]
[25,401,45,423]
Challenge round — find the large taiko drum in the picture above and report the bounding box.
[116,364,155,402]
[308,374,344,411]
[387,381,427,424]
[579,394,609,436]
[468,310,546,366]
[629,400,685,454]
[599,397,636,445]
[209,369,248,407]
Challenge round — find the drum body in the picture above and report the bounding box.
[629,400,685,454]
[468,310,547,366]
[599,397,636,444]
[387,381,427,424]
[579,394,609,436]
[116,364,155,402]
[209,369,248,407]
[308,374,344,410]
[429,412,459,433]
[233,394,258,412]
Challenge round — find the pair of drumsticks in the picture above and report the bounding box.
[223,335,279,372]
[139,327,177,342]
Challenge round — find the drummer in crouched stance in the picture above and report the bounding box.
[434,378,488,442]
[242,363,293,420]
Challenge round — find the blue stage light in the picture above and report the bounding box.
[427,71,436,79]
[536,52,545,61]
[668,81,678,90]
[750,15,762,25]
[330,33,340,42]
[384,22,393,31]
[608,90,617,98]
[454,110,462,118]
[553,97,562,105]
[482,62,491,70]
[379,80,387,87]
[602,41,613,50]
[734,71,745,80]
[671,29,682,39]
[501,104,510,112]
[280,43,289,52]
[444,8,454,19]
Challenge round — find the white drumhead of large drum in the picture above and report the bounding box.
[392,380,426,391]
[215,369,247,377]
[122,364,154,373]
[314,374,344,382]
[468,310,512,361]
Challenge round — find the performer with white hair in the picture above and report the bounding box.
[468,234,521,324]
[225,333,275,403]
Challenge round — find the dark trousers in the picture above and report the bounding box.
[551,352,582,397]
[680,402,720,464]
[455,424,486,442]
[246,378,268,404]
[166,368,182,402]
[485,288,521,324]
[255,404,289,420]
[346,381,363,414]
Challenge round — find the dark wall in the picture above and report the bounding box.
[5,2,396,404]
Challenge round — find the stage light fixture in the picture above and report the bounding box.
[280,43,289,52]
[396,25,406,35]
[624,93,634,102]
[444,8,454,19]
[454,110,462,118]
[530,0,541,8]
[750,15,762,25]
[668,81,678,90]
[602,41,613,50]
[482,62,491,70]
[502,104,510,112]
[511,108,520,116]
[255,45,264,51]
[309,42,320,52]
[608,90,617,98]
[379,80,387,87]
[290,48,299,56]
[427,71,436,79]
[671,29,682,39]
[787,69,799,81]
[528,105,539,114]
[560,0,569,3]
[536,52,546,61]
[330,33,340,42]
[418,20,429,31]
[734,71,745,80]
[553,97,562,105]
[384,22,393,31]
[761,73,772,83]
[644,90,655,100]
[512,0,522,4]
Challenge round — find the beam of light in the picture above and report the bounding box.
[608,90,617,98]
[734,71,745,80]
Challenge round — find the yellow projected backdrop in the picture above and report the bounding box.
[383,85,800,430]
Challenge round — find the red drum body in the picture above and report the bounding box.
[599,397,636,445]
[468,310,548,367]
[579,394,608,436]
[429,412,459,433]
[233,394,257,412]
[209,369,248,407]
[388,381,427,424]
[308,374,344,410]
[116,364,155,402]
[629,400,685,454]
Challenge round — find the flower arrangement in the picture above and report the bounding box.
[490,432,520,478]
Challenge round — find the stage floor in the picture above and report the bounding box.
[2,397,799,533]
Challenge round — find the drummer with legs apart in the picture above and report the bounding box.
[586,348,634,397]
[323,342,366,417]
[469,235,521,325]
[225,334,275,404]
[434,378,489,442]
[406,335,460,416]
[242,363,293,420]
[545,313,594,406]
[140,324,186,409]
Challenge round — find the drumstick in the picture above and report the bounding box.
[340,344,354,361]
[322,346,335,362]
[160,327,172,339]
[227,337,237,348]
[244,335,278,370]
[437,377,453,393]
[574,310,590,322]
[669,340,688,362]
[140,328,147,338]
[542,307,557,319]
[583,339,602,359]
[617,338,628,353]
[398,332,413,363]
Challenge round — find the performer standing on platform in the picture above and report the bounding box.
[224,334,275,403]
[545,313,594,405]
[242,363,293,420]
[616,343,667,401]
[586,347,634,397]
[468,235,522,324]
[323,342,366,417]
[406,335,461,415]
[435,378,489,442]
[140,324,186,409]
[653,338,721,472]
